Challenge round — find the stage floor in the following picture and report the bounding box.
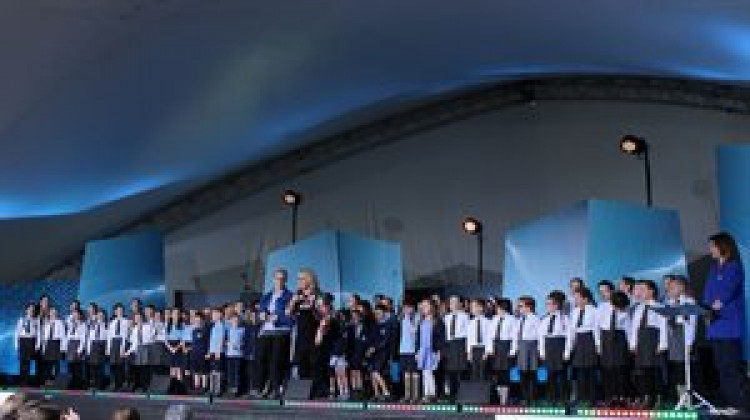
[3,388,732,419]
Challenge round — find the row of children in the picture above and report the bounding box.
[14,273,694,408]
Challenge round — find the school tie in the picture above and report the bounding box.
[475,319,482,343]
[639,304,650,332]
[24,319,30,335]
[450,314,456,340]
[95,324,100,340]
[518,315,525,341]
[609,308,616,331]
[115,320,120,336]
[138,325,143,344]
[577,307,585,328]
[548,314,556,334]
[496,317,504,339]
[48,322,53,341]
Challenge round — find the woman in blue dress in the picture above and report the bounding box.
[703,232,747,412]
[416,299,445,403]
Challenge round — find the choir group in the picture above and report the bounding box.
[14,267,701,410]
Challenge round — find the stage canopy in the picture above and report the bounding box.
[1,1,750,281]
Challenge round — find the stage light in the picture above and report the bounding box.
[281,189,302,243]
[620,134,647,155]
[618,135,652,207]
[282,190,301,206]
[462,217,485,288]
[462,217,482,235]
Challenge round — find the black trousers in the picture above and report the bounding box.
[493,369,510,387]
[520,370,536,402]
[19,359,33,386]
[256,333,291,394]
[546,369,567,404]
[601,366,628,401]
[68,361,83,389]
[446,371,461,398]
[574,367,595,403]
[636,367,659,405]
[41,359,60,382]
[470,347,486,381]
[88,362,105,389]
[710,339,747,409]
[111,362,126,390]
[243,358,257,393]
[227,357,242,390]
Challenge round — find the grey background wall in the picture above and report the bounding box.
[165,99,747,298]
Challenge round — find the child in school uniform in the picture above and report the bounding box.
[86,310,108,390]
[241,307,259,396]
[398,300,419,403]
[207,308,226,396]
[15,303,40,386]
[416,298,445,403]
[539,291,569,406]
[442,295,469,401]
[629,280,668,409]
[664,276,696,405]
[65,308,87,389]
[486,298,516,405]
[181,309,196,383]
[107,303,130,391]
[165,308,185,384]
[367,304,395,401]
[565,287,599,407]
[311,295,338,399]
[349,309,369,400]
[516,296,540,404]
[41,307,65,385]
[466,298,491,381]
[226,313,245,397]
[597,287,632,407]
[124,312,149,392]
[153,310,168,375]
[331,309,351,400]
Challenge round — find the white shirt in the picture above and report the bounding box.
[466,315,491,351]
[42,319,66,344]
[154,320,167,342]
[15,317,41,351]
[665,295,697,348]
[516,313,540,342]
[65,320,87,355]
[565,304,601,359]
[628,301,668,352]
[486,314,519,356]
[538,311,570,359]
[126,323,155,354]
[443,311,470,341]
[86,320,108,355]
[106,317,131,356]
[261,291,283,333]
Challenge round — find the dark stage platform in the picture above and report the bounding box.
[2,388,726,419]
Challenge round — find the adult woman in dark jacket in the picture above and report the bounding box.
[703,232,747,412]
[287,268,320,380]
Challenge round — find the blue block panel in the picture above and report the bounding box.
[504,202,589,306]
[504,199,687,307]
[0,279,79,375]
[338,231,403,307]
[717,144,750,357]
[79,231,166,310]
[265,231,403,308]
[587,200,687,284]
[264,232,342,301]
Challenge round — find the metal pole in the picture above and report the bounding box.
[291,204,299,243]
[477,232,484,288]
[644,147,653,207]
